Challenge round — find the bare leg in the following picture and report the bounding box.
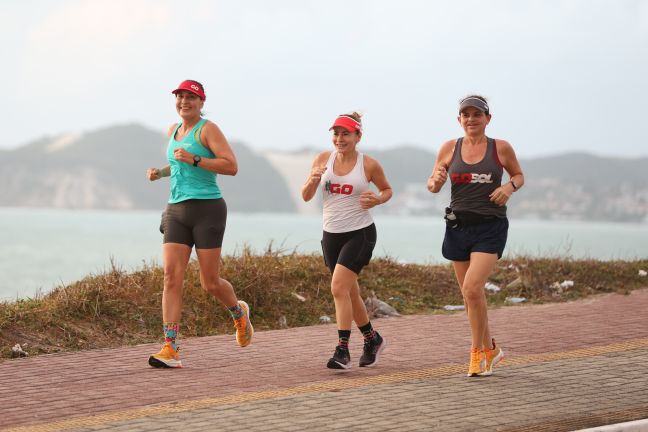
[350,280,370,327]
[331,264,359,330]
[162,243,192,323]
[195,248,238,308]
[452,260,494,349]
[452,252,498,350]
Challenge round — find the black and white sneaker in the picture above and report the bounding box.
[359,334,386,367]
[326,346,352,370]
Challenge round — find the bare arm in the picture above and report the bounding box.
[427,140,455,193]
[302,152,330,202]
[171,121,238,176]
[147,165,170,181]
[146,124,176,181]
[489,139,525,206]
[360,155,392,209]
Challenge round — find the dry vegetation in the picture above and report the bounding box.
[1,248,647,360]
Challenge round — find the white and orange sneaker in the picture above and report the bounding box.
[467,348,486,377]
[481,338,504,376]
[234,300,254,347]
[148,342,182,368]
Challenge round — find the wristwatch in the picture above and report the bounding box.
[193,155,202,167]
[510,179,518,190]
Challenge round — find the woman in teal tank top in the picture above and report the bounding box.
[145,80,253,368]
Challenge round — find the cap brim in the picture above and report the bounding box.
[171,88,205,100]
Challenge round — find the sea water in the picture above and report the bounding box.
[1,207,647,301]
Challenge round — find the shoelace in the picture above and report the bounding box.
[363,340,376,354]
[160,343,179,355]
[335,347,349,358]
[234,316,248,330]
[470,350,484,366]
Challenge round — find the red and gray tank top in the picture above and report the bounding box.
[448,137,506,218]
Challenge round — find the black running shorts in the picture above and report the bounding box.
[321,223,377,274]
[442,217,508,261]
[160,198,227,249]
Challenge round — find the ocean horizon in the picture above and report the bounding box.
[1,207,647,301]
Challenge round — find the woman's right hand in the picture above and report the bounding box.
[433,164,448,183]
[309,166,327,184]
[146,167,160,181]
[428,163,448,191]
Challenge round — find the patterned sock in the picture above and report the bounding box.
[163,322,179,351]
[338,330,351,349]
[228,303,244,320]
[358,322,377,341]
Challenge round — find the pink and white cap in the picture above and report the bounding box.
[172,80,206,100]
[329,115,362,133]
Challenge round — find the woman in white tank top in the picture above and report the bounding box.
[302,112,393,370]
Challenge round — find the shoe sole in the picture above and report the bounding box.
[237,300,254,347]
[479,349,504,377]
[148,356,182,368]
[467,358,487,377]
[359,338,387,368]
[327,360,352,371]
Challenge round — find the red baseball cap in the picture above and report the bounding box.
[329,115,362,133]
[172,80,206,100]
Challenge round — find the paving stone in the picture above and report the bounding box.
[1,289,648,431]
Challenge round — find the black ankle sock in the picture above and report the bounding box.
[338,330,351,349]
[358,322,376,341]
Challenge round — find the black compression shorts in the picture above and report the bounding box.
[321,223,377,274]
[160,198,227,249]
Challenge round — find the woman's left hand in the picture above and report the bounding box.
[173,148,193,164]
[489,184,512,206]
[359,191,381,209]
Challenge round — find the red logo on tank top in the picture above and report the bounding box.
[451,173,493,184]
[325,181,354,195]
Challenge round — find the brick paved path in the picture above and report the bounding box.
[2,289,648,431]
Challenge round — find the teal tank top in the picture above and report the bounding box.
[166,118,222,203]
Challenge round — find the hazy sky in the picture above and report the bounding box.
[2,1,647,157]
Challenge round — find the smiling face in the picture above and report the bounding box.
[458,106,491,136]
[175,90,204,119]
[331,126,361,154]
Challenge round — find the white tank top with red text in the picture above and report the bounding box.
[321,151,374,233]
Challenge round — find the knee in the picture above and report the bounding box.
[462,286,484,305]
[330,280,349,299]
[203,277,228,295]
[163,266,185,291]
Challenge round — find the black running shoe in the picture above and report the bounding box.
[326,346,352,370]
[359,333,386,367]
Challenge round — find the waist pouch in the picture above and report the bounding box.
[454,211,500,226]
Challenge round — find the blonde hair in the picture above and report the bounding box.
[339,111,363,123]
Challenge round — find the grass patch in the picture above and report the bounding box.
[1,249,647,360]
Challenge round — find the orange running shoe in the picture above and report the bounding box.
[234,300,254,347]
[148,342,182,368]
[481,338,504,376]
[467,348,486,377]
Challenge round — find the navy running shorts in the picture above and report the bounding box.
[321,223,377,274]
[160,198,227,249]
[442,217,508,261]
